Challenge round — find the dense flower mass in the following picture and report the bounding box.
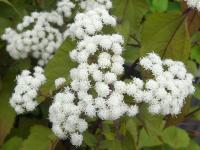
[139,53,195,115]
[68,34,138,121]
[50,51,195,146]
[49,32,132,145]
[55,77,66,89]
[10,66,46,114]
[184,0,200,10]
[48,0,195,147]
[64,8,116,39]
[1,0,75,66]
[49,87,88,146]
[56,0,75,17]
[49,0,125,146]
[78,0,112,11]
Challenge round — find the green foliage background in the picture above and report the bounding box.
[0,0,200,149]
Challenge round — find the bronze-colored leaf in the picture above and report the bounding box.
[181,1,200,36]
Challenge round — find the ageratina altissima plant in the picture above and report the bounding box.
[5,0,195,147]
[1,0,75,66]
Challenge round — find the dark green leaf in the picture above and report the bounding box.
[39,38,76,101]
[83,131,97,147]
[121,132,137,150]
[152,0,168,12]
[0,17,12,35]
[168,1,181,11]
[186,60,197,75]
[112,0,148,34]
[194,84,200,100]
[178,140,200,150]
[0,0,20,15]
[126,118,138,143]
[99,140,122,150]
[115,21,130,44]
[7,117,48,140]
[191,46,200,64]
[139,129,162,148]
[123,46,140,63]
[0,136,23,150]
[162,127,190,149]
[138,105,164,136]
[20,125,58,150]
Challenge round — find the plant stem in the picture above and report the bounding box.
[114,119,124,141]
[182,7,192,16]
[185,107,200,118]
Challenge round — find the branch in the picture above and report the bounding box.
[94,120,104,150]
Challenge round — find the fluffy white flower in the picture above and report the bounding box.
[104,72,117,84]
[112,55,124,64]
[98,56,111,69]
[64,8,116,39]
[56,0,75,17]
[70,133,83,146]
[79,0,112,11]
[2,0,75,66]
[114,81,126,94]
[148,104,161,114]
[92,70,103,81]
[95,82,110,97]
[100,37,112,50]
[127,105,139,117]
[88,63,99,74]
[55,77,66,89]
[10,66,46,114]
[111,62,124,75]
[139,53,195,115]
[49,88,88,141]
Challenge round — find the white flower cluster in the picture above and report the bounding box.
[69,34,139,120]
[184,0,200,11]
[49,87,88,146]
[56,0,75,17]
[1,0,75,66]
[64,8,116,39]
[78,0,112,11]
[139,53,195,115]
[49,0,195,147]
[50,53,195,146]
[10,66,46,114]
[49,0,126,146]
[49,33,138,146]
[49,0,140,145]
[55,77,66,89]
